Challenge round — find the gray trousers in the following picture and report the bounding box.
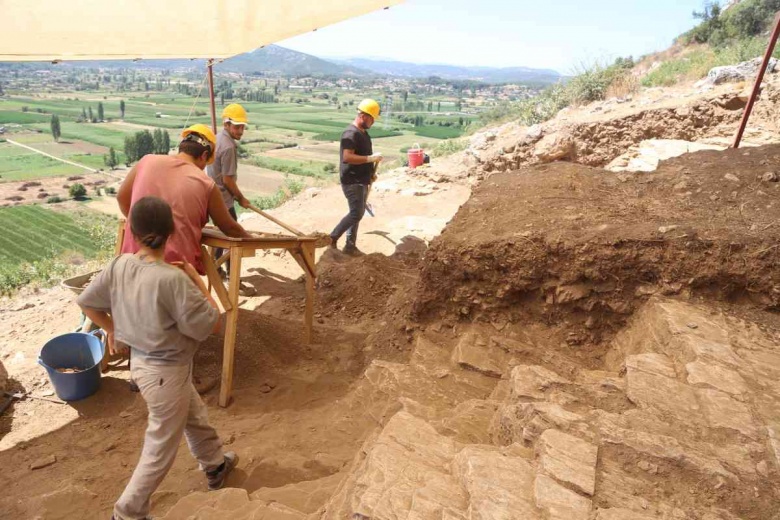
[330,183,369,248]
[113,359,224,520]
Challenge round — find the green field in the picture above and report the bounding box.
[0,83,470,183]
[250,156,336,178]
[0,145,84,180]
[0,205,116,294]
[412,125,465,139]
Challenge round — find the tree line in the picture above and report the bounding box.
[123,128,171,166]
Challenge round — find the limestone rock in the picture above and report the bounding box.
[625,353,677,378]
[510,365,571,400]
[768,425,780,467]
[626,359,703,422]
[160,488,306,519]
[707,57,778,85]
[440,399,501,444]
[319,411,467,519]
[452,445,540,519]
[536,429,598,496]
[492,402,586,445]
[555,283,591,304]
[36,484,98,520]
[451,333,508,378]
[523,124,544,144]
[696,388,759,439]
[250,472,343,514]
[30,454,57,470]
[685,361,748,395]
[595,507,658,520]
[534,133,575,163]
[534,474,591,520]
[597,420,734,479]
[606,139,724,173]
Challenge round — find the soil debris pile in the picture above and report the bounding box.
[414,144,780,346]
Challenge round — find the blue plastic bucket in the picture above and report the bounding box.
[38,330,106,401]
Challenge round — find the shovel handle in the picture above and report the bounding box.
[247,204,304,237]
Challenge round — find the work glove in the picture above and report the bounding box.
[367,153,383,163]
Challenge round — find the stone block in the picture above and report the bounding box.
[594,507,658,520]
[697,388,759,439]
[685,361,748,395]
[534,474,591,520]
[452,445,540,519]
[319,411,468,519]
[452,333,509,378]
[510,365,571,400]
[768,425,780,468]
[625,353,677,378]
[536,429,598,496]
[626,364,703,423]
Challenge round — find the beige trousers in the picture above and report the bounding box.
[113,359,224,520]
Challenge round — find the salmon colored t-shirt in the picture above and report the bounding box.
[121,155,215,274]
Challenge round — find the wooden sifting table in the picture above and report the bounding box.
[200,227,318,407]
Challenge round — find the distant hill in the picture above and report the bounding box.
[1,46,559,83]
[1,45,367,77]
[218,45,368,76]
[331,58,562,84]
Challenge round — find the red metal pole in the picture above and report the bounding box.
[207,59,217,134]
[733,12,780,149]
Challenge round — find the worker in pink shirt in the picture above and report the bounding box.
[117,124,251,274]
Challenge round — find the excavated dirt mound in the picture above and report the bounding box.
[414,144,780,352]
[316,245,423,324]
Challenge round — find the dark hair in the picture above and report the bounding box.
[130,196,174,250]
[178,139,212,162]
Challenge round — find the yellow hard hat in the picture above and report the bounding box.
[180,124,217,164]
[357,98,381,119]
[222,103,248,125]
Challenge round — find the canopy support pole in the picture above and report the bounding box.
[733,12,780,149]
[207,59,217,134]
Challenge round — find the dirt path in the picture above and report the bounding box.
[5,139,98,174]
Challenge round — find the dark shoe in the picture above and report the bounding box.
[207,451,238,491]
[342,246,365,257]
[238,281,256,296]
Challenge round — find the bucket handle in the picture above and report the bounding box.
[90,329,107,357]
[410,142,422,151]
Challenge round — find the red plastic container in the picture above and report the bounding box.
[407,145,424,168]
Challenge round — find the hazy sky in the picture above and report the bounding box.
[280,0,707,73]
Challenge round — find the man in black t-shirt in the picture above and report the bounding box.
[329,98,383,256]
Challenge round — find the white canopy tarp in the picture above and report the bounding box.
[0,0,403,62]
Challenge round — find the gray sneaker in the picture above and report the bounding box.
[207,451,238,491]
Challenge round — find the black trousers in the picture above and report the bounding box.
[330,183,368,249]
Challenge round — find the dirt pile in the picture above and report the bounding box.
[315,244,423,324]
[413,144,780,349]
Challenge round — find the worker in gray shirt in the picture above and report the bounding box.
[206,103,254,294]
[78,196,238,520]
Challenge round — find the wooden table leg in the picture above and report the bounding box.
[201,245,232,312]
[302,243,316,344]
[114,219,126,256]
[219,246,242,407]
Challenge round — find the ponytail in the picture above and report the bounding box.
[130,197,175,251]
